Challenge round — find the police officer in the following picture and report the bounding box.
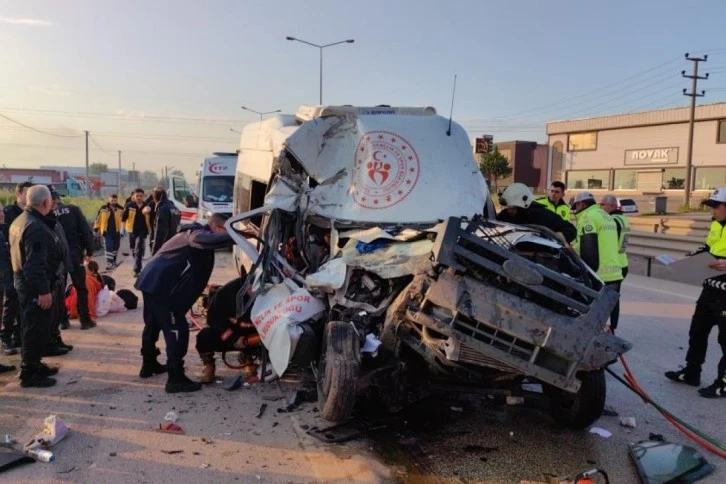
[93,194,123,271]
[599,194,631,331]
[1,181,33,355]
[0,203,17,373]
[121,188,152,277]
[52,191,96,330]
[666,188,726,398]
[496,183,577,243]
[44,189,74,356]
[9,185,64,388]
[571,191,624,332]
[135,213,232,393]
[150,187,180,256]
[535,181,572,222]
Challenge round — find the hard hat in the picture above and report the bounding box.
[499,183,534,209]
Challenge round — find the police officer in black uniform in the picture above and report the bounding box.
[53,191,96,330]
[9,185,64,388]
[46,189,74,356]
[151,187,180,256]
[135,214,232,393]
[1,181,33,355]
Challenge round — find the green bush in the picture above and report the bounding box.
[0,189,102,224]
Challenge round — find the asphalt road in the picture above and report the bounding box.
[1,240,724,483]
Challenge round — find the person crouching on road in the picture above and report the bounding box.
[666,187,726,398]
[496,183,577,244]
[571,191,624,332]
[121,188,152,278]
[195,276,261,384]
[9,185,64,388]
[134,213,233,393]
[94,194,123,271]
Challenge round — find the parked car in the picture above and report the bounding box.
[226,104,632,430]
[617,197,639,214]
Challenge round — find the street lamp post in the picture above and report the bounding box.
[285,36,355,104]
[240,106,282,122]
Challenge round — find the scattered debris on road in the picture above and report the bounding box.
[161,450,183,455]
[156,422,185,435]
[164,411,178,423]
[620,417,636,428]
[256,403,267,418]
[588,427,612,438]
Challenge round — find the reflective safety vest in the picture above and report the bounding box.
[535,197,572,222]
[94,204,123,235]
[612,213,631,269]
[574,204,623,282]
[706,220,726,257]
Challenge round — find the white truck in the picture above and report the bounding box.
[195,153,237,225]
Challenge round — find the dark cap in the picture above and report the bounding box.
[46,185,61,199]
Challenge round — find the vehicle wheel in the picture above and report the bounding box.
[547,370,606,430]
[317,321,361,422]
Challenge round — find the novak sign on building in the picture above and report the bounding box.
[624,147,679,165]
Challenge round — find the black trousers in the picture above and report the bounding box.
[18,291,51,369]
[685,287,726,379]
[195,327,236,354]
[141,294,189,370]
[50,280,66,341]
[606,279,623,331]
[68,260,91,323]
[1,287,20,344]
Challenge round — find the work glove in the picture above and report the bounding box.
[686,246,708,257]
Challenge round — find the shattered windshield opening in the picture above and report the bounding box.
[628,440,714,483]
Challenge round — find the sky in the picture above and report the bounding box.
[2,0,726,183]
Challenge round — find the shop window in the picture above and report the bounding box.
[566,170,609,190]
[568,132,597,151]
[614,170,637,190]
[663,168,686,190]
[718,120,726,144]
[694,167,726,190]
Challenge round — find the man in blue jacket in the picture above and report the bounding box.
[134,213,232,393]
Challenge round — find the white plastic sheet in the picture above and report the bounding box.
[96,287,111,317]
[250,280,326,376]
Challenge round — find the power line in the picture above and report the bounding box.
[89,135,114,156]
[0,124,239,142]
[0,142,209,157]
[0,112,84,137]
[0,107,249,125]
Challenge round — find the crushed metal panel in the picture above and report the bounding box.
[284,113,486,224]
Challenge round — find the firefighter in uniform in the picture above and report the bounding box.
[571,191,624,332]
[535,181,572,222]
[9,185,64,388]
[666,188,726,398]
[599,194,631,331]
[94,194,123,271]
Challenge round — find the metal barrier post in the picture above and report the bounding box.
[647,258,652,277]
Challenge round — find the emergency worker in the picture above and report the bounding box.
[571,191,623,331]
[122,188,152,277]
[599,194,631,331]
[535,181,572,221]
[52,191,96,330]
[94,194,123,271]
[150,187,180,256]
[665,188,726,398]
[9,185,64,388]
[1,181,33,355]
[134,214,233,393]
[496,183,576,243]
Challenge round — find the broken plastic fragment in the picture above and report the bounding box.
[588,427,612,438]
[156,422,185,435]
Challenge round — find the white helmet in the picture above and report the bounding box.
[500,183,534,209]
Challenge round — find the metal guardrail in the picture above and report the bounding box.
[626,231,702,276]
[629,216,710,238]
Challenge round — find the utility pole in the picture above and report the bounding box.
[682,53,708,208]
[84,130,90,198]
[117,150,122,196]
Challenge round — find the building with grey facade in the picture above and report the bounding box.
[546,102,726,204]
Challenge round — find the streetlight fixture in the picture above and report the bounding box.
[240,106,282,122]
[285,36,355,104]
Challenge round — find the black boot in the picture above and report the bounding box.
[139,348,167,378]
[19,365,56,388]
[53,336,74,352]
[60,320,70,330]
[665,366,701,387]
[42,345,69,357]
[165,364,201,394]
[37,362,59,377]
[1,340,17,356]
[0,362,15,374]
[80,320,97,330]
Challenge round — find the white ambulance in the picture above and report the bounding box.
[196,152,238,224]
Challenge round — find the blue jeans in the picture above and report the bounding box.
[103,232,121,267]
[129,234,146,273]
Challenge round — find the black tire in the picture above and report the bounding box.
[317,321,361,422]
[547,370,606,430]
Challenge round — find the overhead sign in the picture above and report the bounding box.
[624,147,679,165]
